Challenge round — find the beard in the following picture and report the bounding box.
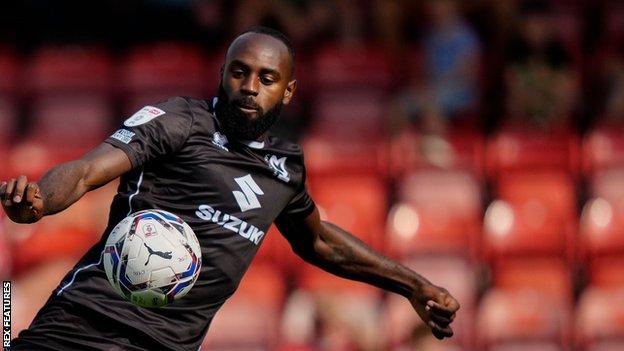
[215,83,283,140]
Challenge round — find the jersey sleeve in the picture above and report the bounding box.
[104,97,194,168]
[278,157,316,220]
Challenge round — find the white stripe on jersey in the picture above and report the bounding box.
[57,171,144,296]
[127,170,144,216]
[56,253,104,296]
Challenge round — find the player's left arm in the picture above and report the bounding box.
[275,207,460,340]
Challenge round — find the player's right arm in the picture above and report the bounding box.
[0,143,132,224]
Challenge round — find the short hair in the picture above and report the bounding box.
[235,26,295,75]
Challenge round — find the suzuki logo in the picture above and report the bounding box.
[232,174,264,212]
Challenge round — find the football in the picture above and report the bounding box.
[103,209,202,307]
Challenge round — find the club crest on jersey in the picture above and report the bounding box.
[124,106,166,127]
[212,132,229,151]
[265,155,290,182]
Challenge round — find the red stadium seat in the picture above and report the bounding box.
[307,173,387,252]
[486,127,581,179]
[23,45,112,94]
[389,129,485,176]
[576,287,624,350]
[580,197,624,258]
[19,45,113,157]
[305,43,394,180]
[294,173,388,296]
[582,170,624,285]
[490,258,573,301]
[295,263,379,297]
[477,288,572,350]
[25,95,113,155]
[588,168,624,202]
[309,90,388,142]
[583,125,624,175]
[484,171,577,261]
[202,263,285,350]
[382,256,477,350]
[387,169,482,259]
[286,277,382,350]
[312,43,393,90]
[302,90,391,176]
[302,134,389,176]
[254,224,299,272]
[583,256,624,288]
[495,171,577,222]
[119,42,210,114]
[447,129,486,174]
[484,198,573,261]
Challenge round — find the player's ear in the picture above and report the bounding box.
[220,64,225,78]
[282,79,297,105]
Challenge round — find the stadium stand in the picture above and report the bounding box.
[387,169,482,259]
[203,263,285,350]
[383,256,477,350]
[576,286,624,351]
[583,126,624,175]
[118,42,212,115]
[486,127,581,179]
[477,288,572,351]
[484,170,577,262]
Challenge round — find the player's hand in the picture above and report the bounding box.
[1,176,44,224]
[409,283,460,340]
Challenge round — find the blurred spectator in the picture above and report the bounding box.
[590,3,624,129]
[599,47,624,125]
[371,0,426,54]
[387,0,481,168]
[278,289,382,351]
[371,0,406,53]
[389,0,481,137]
[504,0,579,130]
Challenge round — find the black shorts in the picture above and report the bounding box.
[11,295,172,351]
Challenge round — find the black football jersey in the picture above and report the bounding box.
[21,97,315,350]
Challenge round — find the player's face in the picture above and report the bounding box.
[216,33,296,140]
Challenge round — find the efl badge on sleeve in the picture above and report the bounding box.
[124,106,166,127]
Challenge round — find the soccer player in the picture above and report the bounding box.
[1,26,459,350]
